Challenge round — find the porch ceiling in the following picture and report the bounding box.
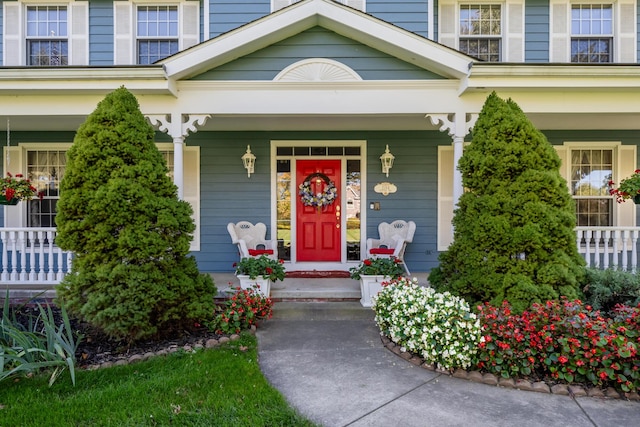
[1,112,640,132]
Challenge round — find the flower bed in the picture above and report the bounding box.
[375,279,640,394]
[373,277,482,370]
[475,299,640,393]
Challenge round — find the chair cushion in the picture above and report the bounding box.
[369,248,395,255]
[248,249,274,256]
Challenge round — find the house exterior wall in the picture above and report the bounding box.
[209,0,270,38]
[190,27,444,80]
[525,0,550,63]
[185,130,449,273]
[89,0,115,66]
[367,0,430,36]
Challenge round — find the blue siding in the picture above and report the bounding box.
[525,0,550,63]
[209,0,270,38]
[183,130,450,273]
[367,0,429,37]
[192,27,445,80]
[3,130,640,275]
[89,0,115,65]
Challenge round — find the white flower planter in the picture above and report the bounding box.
[359,275,391,307]
[237,275,271,297]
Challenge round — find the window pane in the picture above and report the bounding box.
[136,6,179,64]
[346,160,361,261]
[26,150,67,227]
[276,160,292,261]
[571,148,614,226]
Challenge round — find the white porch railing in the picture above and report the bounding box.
[1,228,72,286]
[575,227,640,271]
[2,226,640,287]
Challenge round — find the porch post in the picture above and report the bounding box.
[452,135,464,205]
[427,112,478,206]
[173,136,185,199]
[146,113,210,200]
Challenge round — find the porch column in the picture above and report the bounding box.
[146,113,210,200]
[427,112,478,206]
[173,136,185,199]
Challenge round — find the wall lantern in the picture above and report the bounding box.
[242,145,256,178]
[380,145,395,177]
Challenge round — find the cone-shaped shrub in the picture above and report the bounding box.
[55,87,215,342]
[430,92,584,312]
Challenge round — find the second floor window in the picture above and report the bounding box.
[571,4,613,63]
[26,6,68,66]
[459,4,501,61]
[137,5,179,64]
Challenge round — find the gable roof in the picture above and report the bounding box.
[160,0,473,81]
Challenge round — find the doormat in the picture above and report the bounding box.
[285,271,351,278]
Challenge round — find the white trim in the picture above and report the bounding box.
[274,58,363,81]
[161,0,472,80]
[271,140,366,270]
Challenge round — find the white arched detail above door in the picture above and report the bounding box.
[273,58,363,82]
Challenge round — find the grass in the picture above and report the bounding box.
[0,333,317,427]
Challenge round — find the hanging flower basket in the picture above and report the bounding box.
[1,172,40,205]
[0,198,19,205]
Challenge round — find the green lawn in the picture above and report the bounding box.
[0,334,316,427]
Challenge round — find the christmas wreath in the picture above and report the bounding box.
[299,172,337,208]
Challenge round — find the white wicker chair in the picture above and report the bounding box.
[365,220,416,275]
[227,221,278,260]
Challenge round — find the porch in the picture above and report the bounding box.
[2,227,639,290]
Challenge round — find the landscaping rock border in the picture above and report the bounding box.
[379,335,640,402]
[80,326,256,371]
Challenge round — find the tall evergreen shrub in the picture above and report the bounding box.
[430,92,584,312]
[55,87,215,342]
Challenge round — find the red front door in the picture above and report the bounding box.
[296,160,341,261]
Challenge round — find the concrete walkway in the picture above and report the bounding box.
[256,302,640,427]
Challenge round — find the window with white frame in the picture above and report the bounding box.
[136,5,179,64]
[26,149,66,227]
[570,148,613,226]
[459,4,502,61]
[26,5,68,66]
[570,4,613,63]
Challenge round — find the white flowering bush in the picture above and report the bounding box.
[373,277,482,370]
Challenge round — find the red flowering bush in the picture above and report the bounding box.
[475,299,640,393]
[212,285,273,334]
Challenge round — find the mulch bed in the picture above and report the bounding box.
[1,304,223,368]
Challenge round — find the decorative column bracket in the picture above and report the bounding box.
[426,113,478,138]
[146,113,210,200]
[147,113,211,139]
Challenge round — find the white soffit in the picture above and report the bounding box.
[160,0,472,81]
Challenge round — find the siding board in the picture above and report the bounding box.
[89,0,114,65]
[367,0,429,36]
[525,0,550,63]
[192,27,444,80]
